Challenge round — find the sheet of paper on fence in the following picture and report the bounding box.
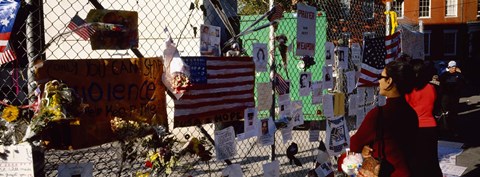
[281,126,293,144]
[221,163,243,177]
[325,42,335,66]
[0,143,34,176]
[243,108,258,140]
[253,43,268,72]
[257,82,273,111]
[366,87,375,104]
[263,160,280,177]
[322,94,334,119]
[199,24,221,56]
[346,71,356,94]
[257,118,274,146]
[58,163,93,177]
[315,162,334,177]
[309,121,321,142]
[336,46,349,69]
[357,87,367,106]
[440,163,467,177]
[214,126,237,161]
[325,116,349,156]
[348,94,357,116]
[291,101,304,127]
[279,94,291,117]
[312,81,323,104]
[296,3,316,57]
[299,72,312,96]
[351,43,362,67]
[35,58,167,149]
[322,66,333,89]
[356,109,366,128]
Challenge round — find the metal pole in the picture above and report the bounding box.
[386,2,391,36]
[268,0,276,162]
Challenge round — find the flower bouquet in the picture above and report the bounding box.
[341,149,363,176]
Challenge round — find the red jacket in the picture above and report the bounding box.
[350,97,418,177]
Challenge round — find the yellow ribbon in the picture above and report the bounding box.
[384,10,398,35]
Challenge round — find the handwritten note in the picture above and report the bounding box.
[257,82,273,111]
[322,94,334,119]
[0,143,34,177]
[214,126,237,161]
[312,81,323,105]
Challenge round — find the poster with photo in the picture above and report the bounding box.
[351,43,362,67]
[299,72,312,96]
[243,108,258,140]
[291,101,304,127]
[325,116,349,156]
[200,24,221,56]
[309,121,321,142]
[325,42,335,66]
[322,66,333,89]
[258,117,275,146]
[336,46,349,69]
[253,43,268,72]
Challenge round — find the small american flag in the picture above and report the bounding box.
[68,15,95,40]
[358,36,386,87]
[173,56,255,127]
[267,4,284,22]
[385,31,401,64]
[0,43,16,65]
[274,73,290,95]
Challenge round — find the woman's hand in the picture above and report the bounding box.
[361,145,373,158]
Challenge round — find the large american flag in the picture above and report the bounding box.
[385,31,401,64]
[0,0,20,65]
[68,15,95,40]
[358,36,386,87]
[174,56,255,127]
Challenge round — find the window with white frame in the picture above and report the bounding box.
[445,0,457,16]
[419,0,430,17]
[444,30,457,55]
[392,1,403,18]
[424,31,431,56]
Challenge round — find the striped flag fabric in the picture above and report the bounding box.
[0,0,20,65]
[68,14,95,40]
[274,73,290,95]
[385,31,401,64]
[358,36,386,87]
[173,56,255,127]
[0,43,16,65]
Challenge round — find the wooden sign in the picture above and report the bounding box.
[36,58,166,149]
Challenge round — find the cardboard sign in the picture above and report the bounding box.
[36,58,167,149]
[86,9,138,50]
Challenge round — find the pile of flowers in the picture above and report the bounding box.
[110,117,151,140]
[22,80,86,142]
[341,150,363,176]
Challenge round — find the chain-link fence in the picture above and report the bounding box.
[0,0,387,176]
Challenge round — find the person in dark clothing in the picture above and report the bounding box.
[350,61,418,177]
[439,60,465,137]
[405,59,442,177]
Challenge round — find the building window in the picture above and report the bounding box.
[419,0,431,18]
[444,30,457,56]
[445,0,457,17]
[424,31,431,56]
[392,1,403,18]
[477,0,480,17]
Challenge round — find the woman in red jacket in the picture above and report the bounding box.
[350,61,418,177]
[405,59,442,177]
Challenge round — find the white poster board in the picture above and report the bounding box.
[0,143,34,177]
[296,3,316,57]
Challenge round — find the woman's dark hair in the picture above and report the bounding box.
[385,61,415,95]
[410,59,435,90]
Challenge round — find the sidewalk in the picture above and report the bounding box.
[440,82,480,176]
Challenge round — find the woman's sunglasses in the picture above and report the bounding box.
[376,74,389,81]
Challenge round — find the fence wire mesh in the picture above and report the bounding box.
[0,0,386,176]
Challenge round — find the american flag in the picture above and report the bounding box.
[274,73,290,95]
[0,0,20,65]
[0,43,16,65]
[385,31,401,64]
[267,4,284,22]
[68,15,95,40]
[358,36,386,87]
[173,56,255,127]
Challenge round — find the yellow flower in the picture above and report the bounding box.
[150,152,159,162]
[2,105,19,122]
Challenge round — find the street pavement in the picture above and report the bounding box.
[443,81,480,176]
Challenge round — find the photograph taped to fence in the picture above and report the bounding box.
[86,9,138,50]
[253,43,268,72]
